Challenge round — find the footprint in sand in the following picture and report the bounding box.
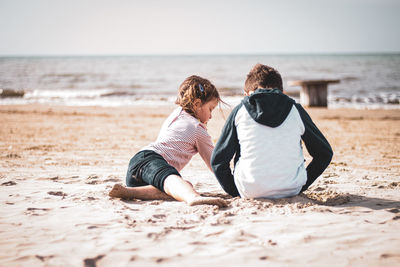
[388,182,400,188]
[86,174,101,185]
[36,255,54,262]
[47,191,67,197]
[147,229,171,240]
[165,225,196,231]
[1,181,16,186]
[381,253,400,259]
[388,208,399,213]
[210,216,232,226]
[86,180,101,185]
[103,175,120,183]
[268,239,278,246]
[152,214,167,220]
[6,153,21,158]
[83,255,105,267]
[25,207,51,216]
[377,182,400,189]
[189,241,208,245]
[154,257,168,263]
[205,230,224,237]
[232,230,258,243]
[122,214,137,228]
[38,176,78,184]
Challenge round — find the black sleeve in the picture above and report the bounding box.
[211,104,241,197]
[295,104,333,192]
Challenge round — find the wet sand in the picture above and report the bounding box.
[1,104,399,266]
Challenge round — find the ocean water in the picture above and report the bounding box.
[0,54,399,108]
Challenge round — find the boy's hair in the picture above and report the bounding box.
[244,64,283,93]
[175,75,221,117]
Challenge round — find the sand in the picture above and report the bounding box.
[0,104,399,266]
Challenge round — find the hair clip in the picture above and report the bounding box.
[199,84,205,94]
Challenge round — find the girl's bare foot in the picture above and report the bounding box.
[109,184,129,198]
[187,196,227,208]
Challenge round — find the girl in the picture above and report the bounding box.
[109,75,227,207]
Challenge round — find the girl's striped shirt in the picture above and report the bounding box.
[142,107,214,172]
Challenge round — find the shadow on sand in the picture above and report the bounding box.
[201,191,400,211]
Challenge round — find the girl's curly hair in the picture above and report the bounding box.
[175,75,222,117]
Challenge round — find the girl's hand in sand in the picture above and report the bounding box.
[187,196,227,208]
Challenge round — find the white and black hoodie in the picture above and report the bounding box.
[211,89,333,199]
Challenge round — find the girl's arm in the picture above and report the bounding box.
[195,125,214,172]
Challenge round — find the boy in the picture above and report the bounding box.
[211,64,333,199]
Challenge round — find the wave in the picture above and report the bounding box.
[0,88,398,109]
[329,94,400,105]
[100,91,137,97]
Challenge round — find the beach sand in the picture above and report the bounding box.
[1,104,399,266]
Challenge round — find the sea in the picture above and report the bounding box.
[0,54,399,109]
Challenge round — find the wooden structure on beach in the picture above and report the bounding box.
[0,89,25,98]
[288,80,339,107]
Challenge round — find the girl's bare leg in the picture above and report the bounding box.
[109,184,173,200]
[163,175,227,207]
[109,175,227,208]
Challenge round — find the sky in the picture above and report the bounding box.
[0,0,399,56]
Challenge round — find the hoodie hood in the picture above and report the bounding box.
[242,88,295,127]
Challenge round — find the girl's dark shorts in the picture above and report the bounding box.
[126,150,181,192]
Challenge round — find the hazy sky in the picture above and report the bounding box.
[0,0,399,55]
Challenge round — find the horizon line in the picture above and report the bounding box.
[1,51,400,58]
